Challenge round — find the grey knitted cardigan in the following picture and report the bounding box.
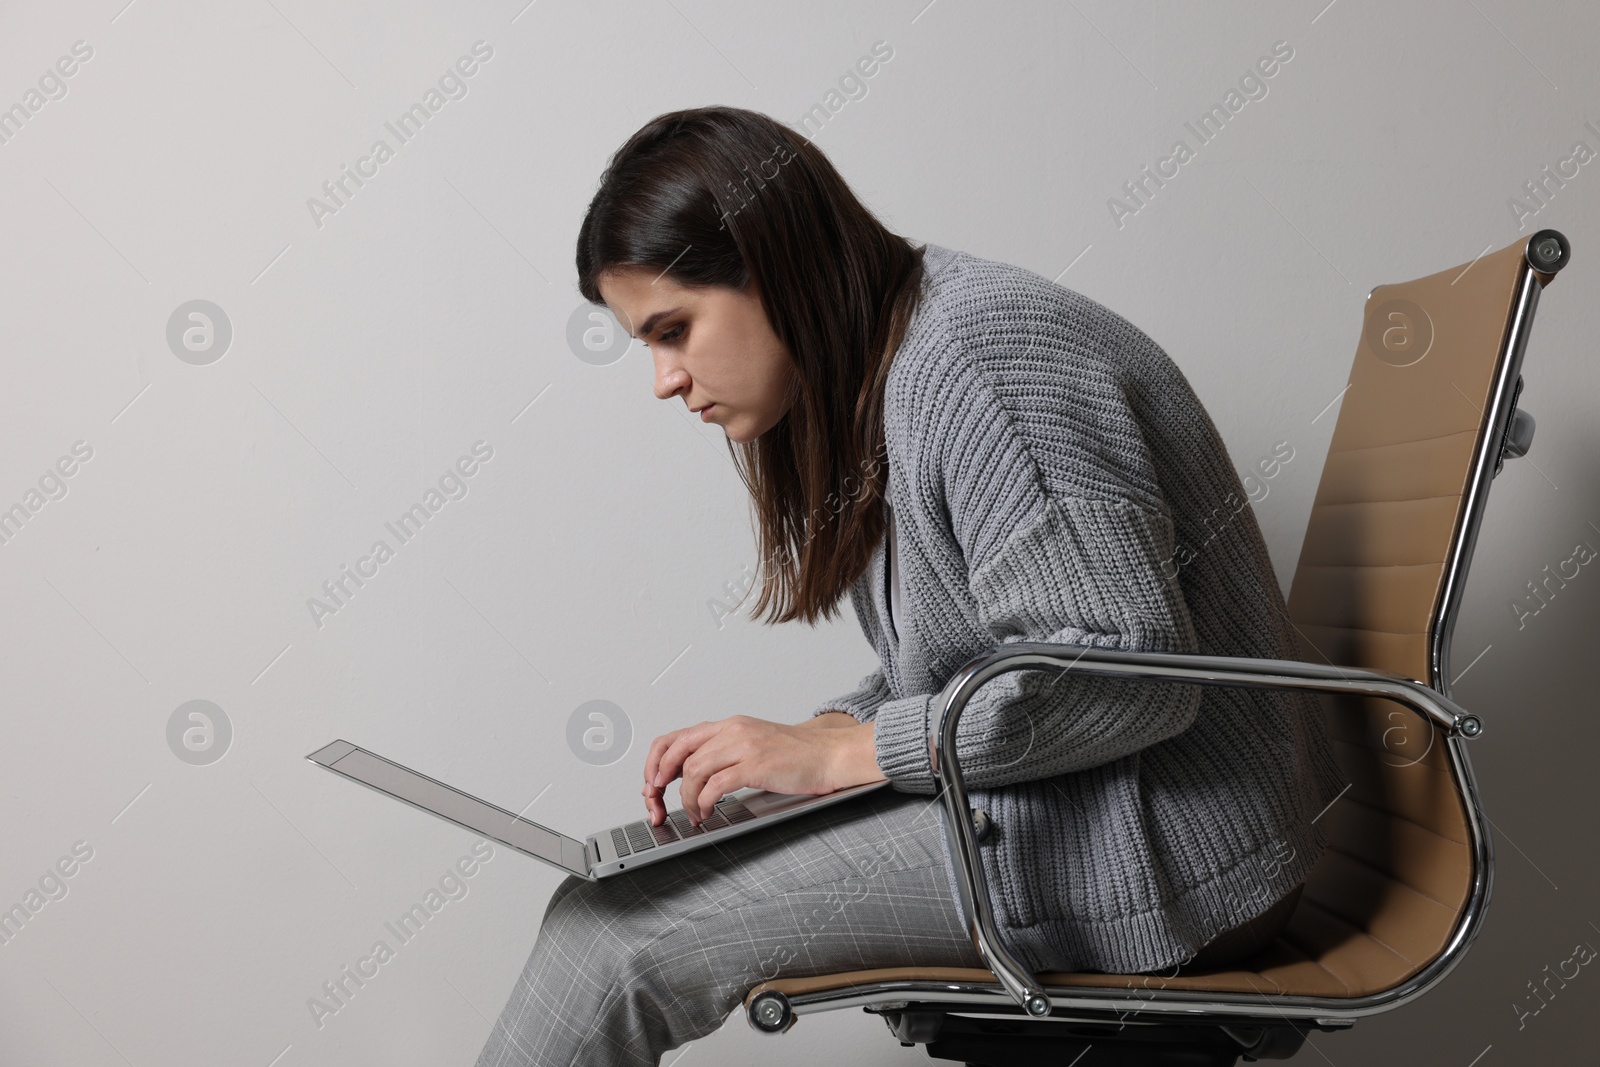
[810,242,1348,975]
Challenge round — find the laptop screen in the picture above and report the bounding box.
[324,747,583,873]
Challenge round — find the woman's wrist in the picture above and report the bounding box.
[802,713,885,787]
[835,720,886,787]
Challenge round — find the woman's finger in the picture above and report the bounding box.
[652,722,712,791]
[643,726,686,792]
[679,742,742,823]
[643,724,710,825]
[644,786,668,826]
[693,769,737,822]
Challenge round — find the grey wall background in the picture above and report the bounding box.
[1,1,1595,1064]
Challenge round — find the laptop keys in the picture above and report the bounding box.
[618,796,755,855]
[623,819,660,853]
[669,808,730,837]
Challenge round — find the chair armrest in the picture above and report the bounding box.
[929,641,1483,1018]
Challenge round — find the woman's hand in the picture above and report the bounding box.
[641,714,884,826]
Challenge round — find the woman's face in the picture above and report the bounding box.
[597,266,797,444]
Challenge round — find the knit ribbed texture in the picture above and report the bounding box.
[809,243,1349,974]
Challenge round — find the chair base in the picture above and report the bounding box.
[880,1009,1316,1066]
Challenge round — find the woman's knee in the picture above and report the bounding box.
[535,886,725,1048]
[537,875,669,977]
[541,872,590,924]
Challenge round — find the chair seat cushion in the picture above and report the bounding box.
[745,882,1450,1005]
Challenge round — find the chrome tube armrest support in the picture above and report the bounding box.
[930,642,1480,1017]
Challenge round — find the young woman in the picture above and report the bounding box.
[475,106,1347,1067]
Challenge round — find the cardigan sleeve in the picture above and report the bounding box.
[869,493,1204,793]
[808,666,891,724]
[867,334,1205,793]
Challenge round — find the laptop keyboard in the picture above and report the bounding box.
[611,796,756,857]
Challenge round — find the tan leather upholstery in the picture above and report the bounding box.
[746,239,1553,1011]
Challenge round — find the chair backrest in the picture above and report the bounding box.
[1282,231,1567,996]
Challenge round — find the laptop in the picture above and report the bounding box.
[306,739,894,881]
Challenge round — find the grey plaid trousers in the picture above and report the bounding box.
[473,783,986,1066]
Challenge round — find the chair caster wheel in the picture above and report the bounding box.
[747,990,793,1033]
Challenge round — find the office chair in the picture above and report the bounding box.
[740,229,1571,1065]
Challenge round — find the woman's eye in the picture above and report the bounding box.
[657,324,685,343]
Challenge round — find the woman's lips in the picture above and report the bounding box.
[700,404,716,421]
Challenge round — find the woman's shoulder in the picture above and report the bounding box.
[891,243,1177,513]
[914,243,1171,373]
[897,244,1160,416]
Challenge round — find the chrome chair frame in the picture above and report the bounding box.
[1432,248,1548,696]
[747,647,1489,1034]
[927,644,1487,1024]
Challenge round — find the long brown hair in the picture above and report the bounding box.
[576,106,926,626]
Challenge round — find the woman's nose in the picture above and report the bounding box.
[654,358,688,401]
